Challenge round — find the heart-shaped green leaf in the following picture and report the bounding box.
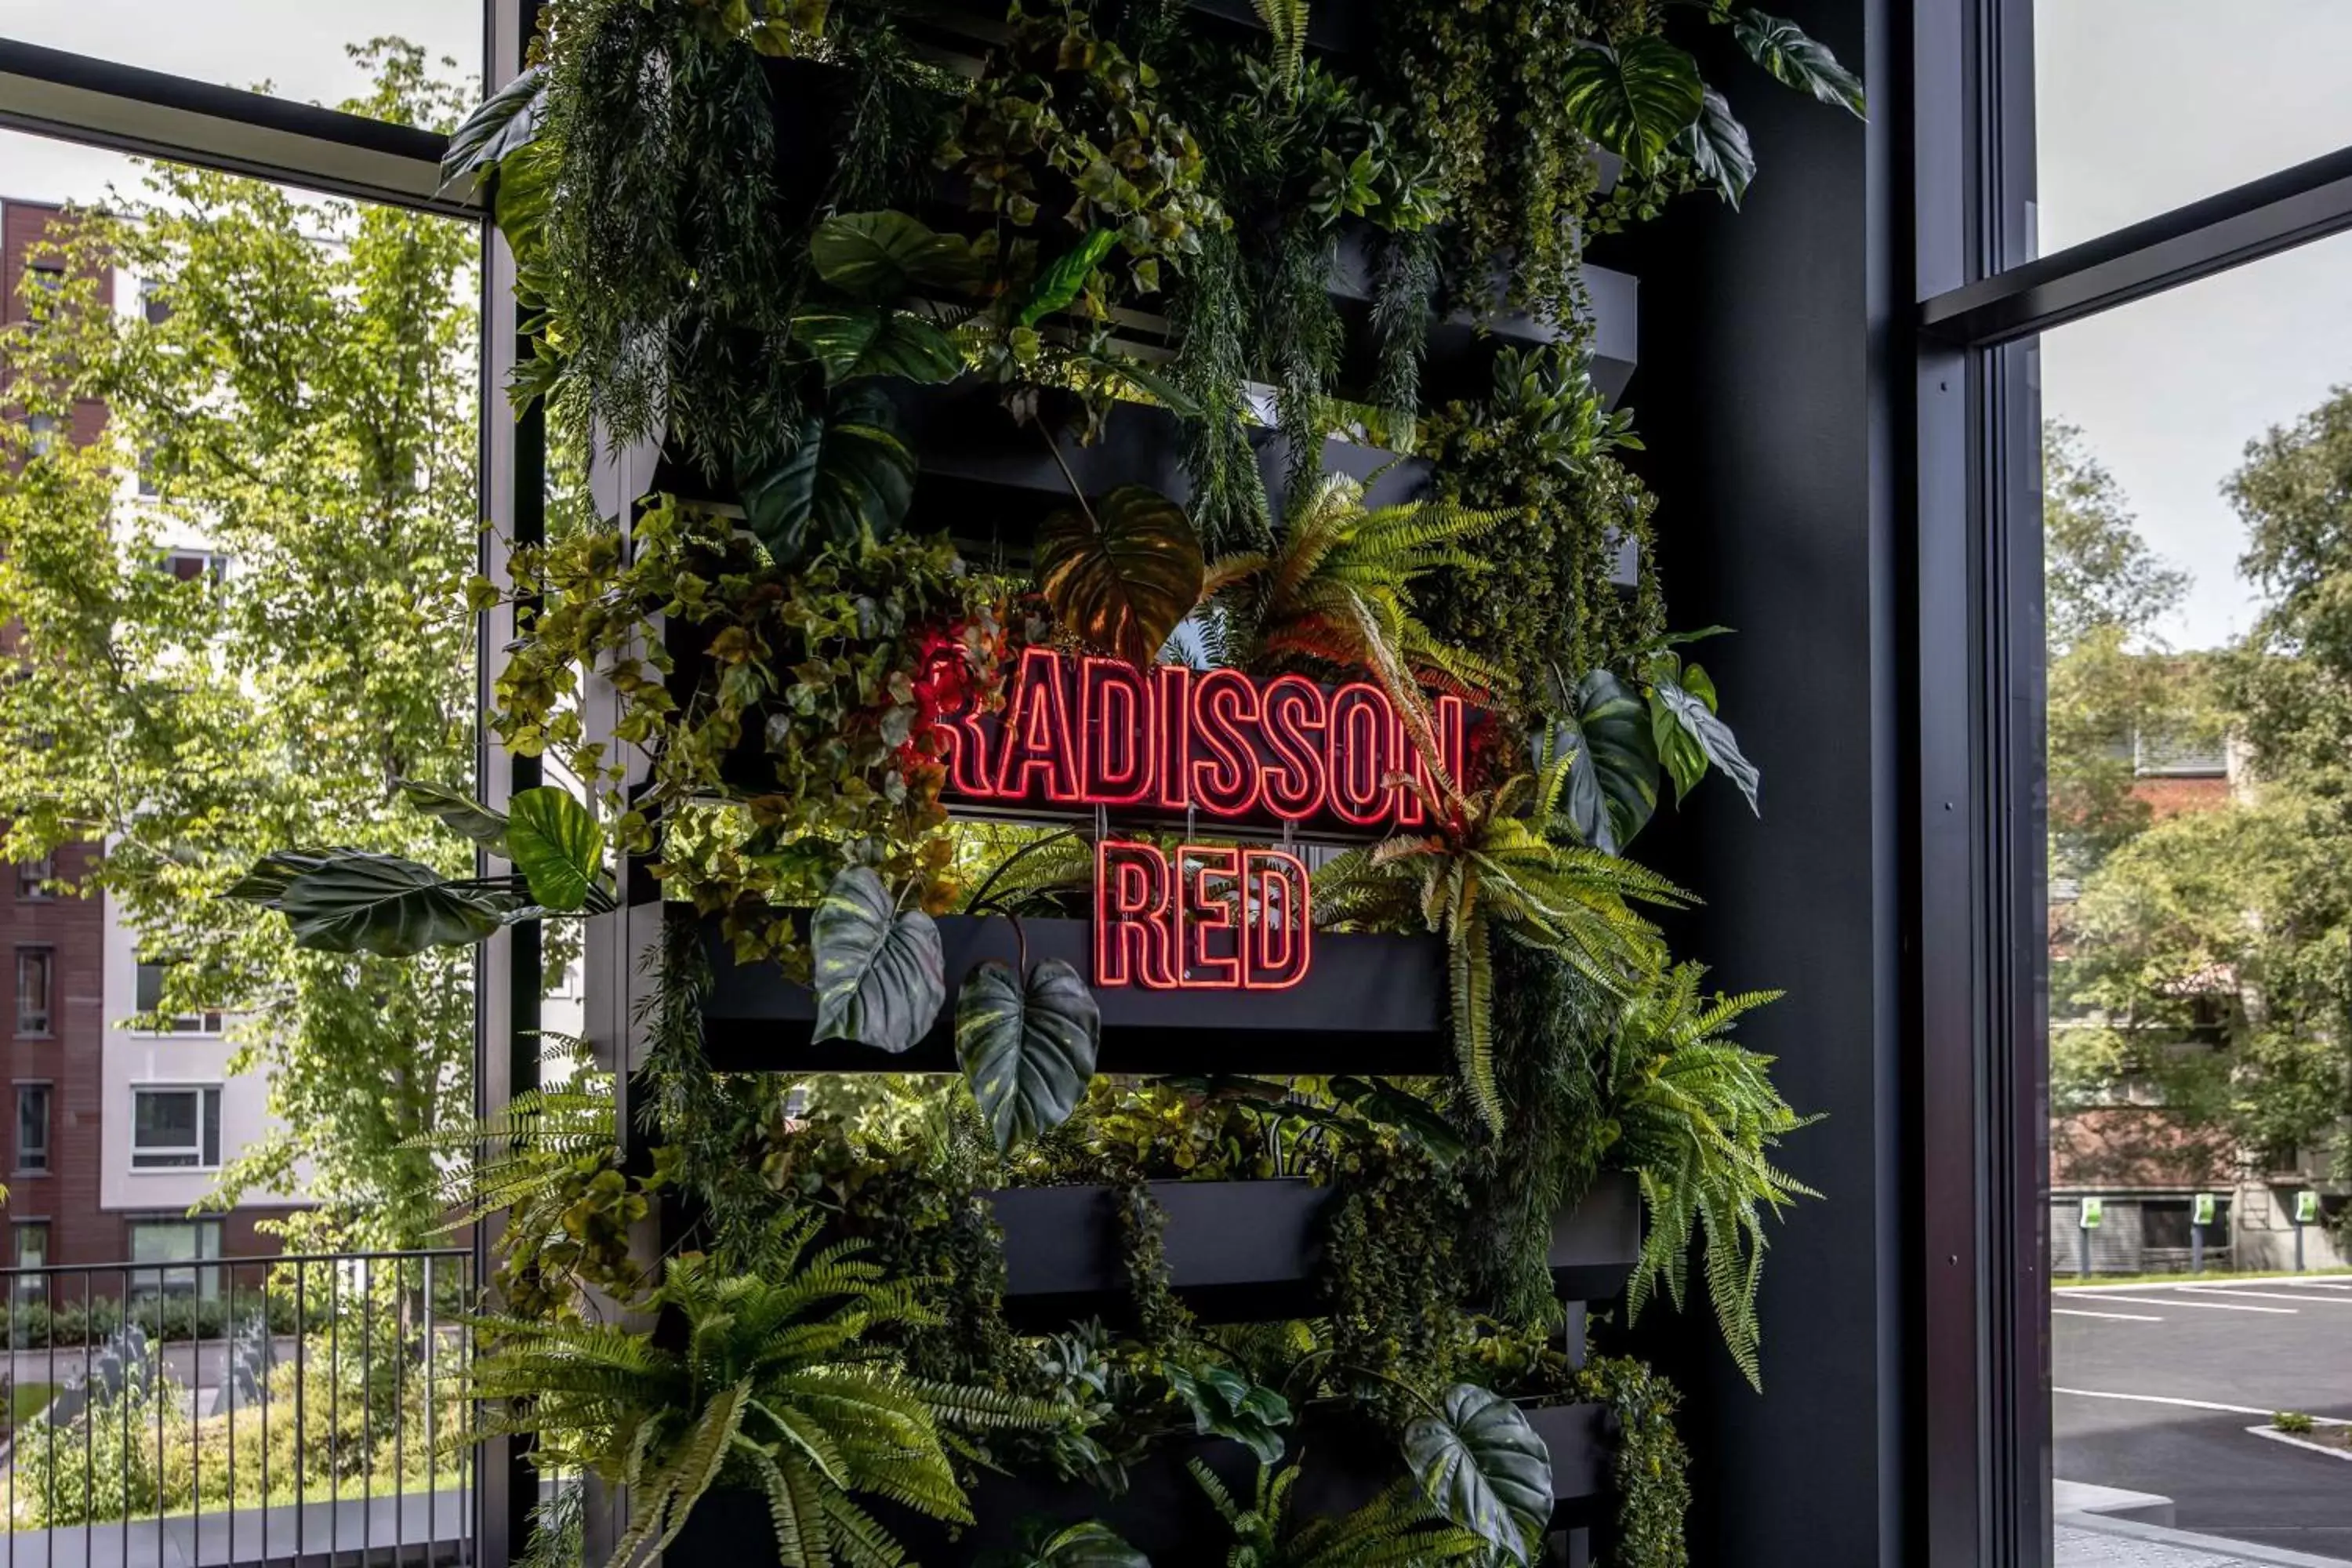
[505,786,604,912]
[438,65,546,196]
[1680,88,1756,209]
[811,866,946,1054]
[810,211,981,303]
[223,851,333,906]
[791,308,963,386]
[274,851,505,956]
[1561,36,1706,174]
[1650,670,1761,813]
[981,1520,1152,1568]
[1558,669,1662,855]
[1733,9,1867,118]
[956,957,1101,1151]
[1403,1385,1554,1566]
[396,779,510,855]
[740,389,915,565]
[1036,486,1204,665]
[1017,228,1116,326]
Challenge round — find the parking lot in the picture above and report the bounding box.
[2056,1275,2352,1561]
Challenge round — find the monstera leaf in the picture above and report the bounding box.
[1559,670,1661,855]
[1733,9,1867,117]
[809,210,981,303]
[1036,487,1204,665]
[790,308,963,386]
[1561,36,1705,173]
[396,779,510,855]
[956,957,1101,1152]
[438,65,546,195]
[739,388,915,565]
[505,786,604,912]
[1681,88,1757,209]
[268,851,506,957]
[1403,1385,1554,1566]
[811,866,946,1054]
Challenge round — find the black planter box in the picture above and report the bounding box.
[666,1397,1609,1566]
[697,912,1449,1076]
[987,1171,1641,1329]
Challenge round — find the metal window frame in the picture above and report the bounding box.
[1911,4,2352,1566]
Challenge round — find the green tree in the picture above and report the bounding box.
[0,42,478,1244]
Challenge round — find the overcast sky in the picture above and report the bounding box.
[4,1,2351,650]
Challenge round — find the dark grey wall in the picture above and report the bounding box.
[1610,1,1908,1563]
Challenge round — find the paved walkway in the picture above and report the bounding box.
[2062,1518,2352,1567]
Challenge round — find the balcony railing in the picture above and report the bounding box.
[0,1250,474,1568]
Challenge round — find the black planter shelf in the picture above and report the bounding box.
[697,912,1449,1076]
[989,1171,1640,1330]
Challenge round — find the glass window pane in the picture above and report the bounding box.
[2036,2,2352,253]
[134,1088,197,1144]
[7,2,483,124]
[2037,227,2352,1559]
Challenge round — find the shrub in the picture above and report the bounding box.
[2275,1410,2317,1434]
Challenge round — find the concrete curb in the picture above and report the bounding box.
[2057,1478,2176,1526]
[2246,1425,2352,1465]
[2064,1512,2352,1567]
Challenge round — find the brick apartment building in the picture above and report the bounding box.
[2,198,306,1291]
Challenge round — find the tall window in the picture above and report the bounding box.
[129,1084,220,1170]
[126,1215,222,1300]
[14,1083,49,1173]
[16,855,52,899]
[15,947,53,1036]
[136,960,222,1035]
[13,1220,49,1305]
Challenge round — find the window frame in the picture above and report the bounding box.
[16,855,53,900]
[13,1081,50,1174]
[135,959,223,1036]
[125,1214,224,1300]
[128,1082,222,1171]
[14,945,54,1036]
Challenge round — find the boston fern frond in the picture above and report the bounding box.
[463,1213,1060,1568]
[1604,967,1820,1389]
[1194,1457,1486,1566]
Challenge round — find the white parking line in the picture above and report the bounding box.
[2072,1294,2296,1314]
[2056,1388,2285,1418]
[2054,1307,2163,1321]
[2180,1286,2352,1305]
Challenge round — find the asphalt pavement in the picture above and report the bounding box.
[2056,1276,2352,1562]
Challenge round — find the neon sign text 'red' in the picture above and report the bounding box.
[929,649,1464,992]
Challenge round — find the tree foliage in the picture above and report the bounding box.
[0,43,478,1244]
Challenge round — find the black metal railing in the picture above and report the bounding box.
[0,1250,474,1568]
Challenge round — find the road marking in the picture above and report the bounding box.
[2180,1286,2352,1305]
[2056,1388,2285,1418]
[2054,1307,2164,1321]
[2078,1294,2296,1314]
[2245,1425,2352,1463]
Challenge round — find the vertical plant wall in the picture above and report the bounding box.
[229,2,1864,1564]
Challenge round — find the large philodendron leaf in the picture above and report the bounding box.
[811,866,946,1054]
[505,786,604,912]
[1403,1385,1555,1566]
[790,308,962,386]
[1560,36,1706,174]
[1733,9,1867,118]
[809,210,981,303]
[438,65,546,196]
[396,779,510,855]
[1681,88,1757,209]
[1036,486,1205,666]
[1649,664,1762,814]
[1559,670,1661,855]
[739,388,916,565]
[956,957,1102,1152]
[271,851,505,956]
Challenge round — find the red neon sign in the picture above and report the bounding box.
[935,650,1451,990]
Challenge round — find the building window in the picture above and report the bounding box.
[138,279,169,327]
[126,1217,222,1301]
[164,550,228,583]
[135,961,223,1035]
[16,947,53,1036]
[129,1085,220,1170]
[16,855,53,900]
[13,1220,49,1305]
[14,1083,49,1174]
[26,413,57,457]
[27,262,64,300]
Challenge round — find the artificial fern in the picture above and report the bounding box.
[1192,1455,1486,1566]
[1602,966,1820,1389]
[463,1213,1060,1568]
[1251,0,1312,97]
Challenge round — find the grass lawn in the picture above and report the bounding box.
[2054,1266,2352,1291]
[8,1382,56,1428]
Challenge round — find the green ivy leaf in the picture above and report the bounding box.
[1561,37,1706,175]
[272,851,505,956]
[956,957,1101,1152]
[1017,228,1117,327]
[1650,671,1761,813]
[809,211,982,303]
[1733,9,1867,118]
[790,308,964,386]
[395,779,510,855]
[505,786,604,912]
[739,389,916,566]
[1403,1385,1554,1566]
[1680,88,1756,209]
[437,65,546,196]
[1559,670,1661,855]
[1035,486,1204,665]
[811,866,946,1054]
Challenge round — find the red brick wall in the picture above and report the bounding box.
[0,840,112,1265]
[2132,774,2230,821]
